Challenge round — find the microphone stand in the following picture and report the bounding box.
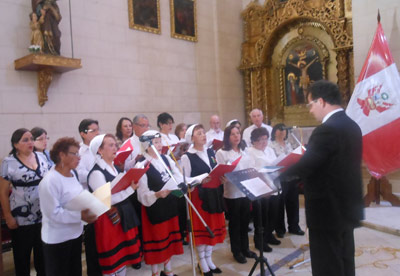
[148,141,214,276]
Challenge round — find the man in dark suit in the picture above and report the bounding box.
[281,80,364,276]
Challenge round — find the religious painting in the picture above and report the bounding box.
[284,43,323,106]
[128,0,161,34]
[170,0,197,42]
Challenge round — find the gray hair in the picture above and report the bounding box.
[249,108,263,116]
[132,114,148,124]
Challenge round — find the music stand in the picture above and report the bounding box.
[225,168,277,276]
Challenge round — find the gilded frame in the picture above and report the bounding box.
[128,0,161,34]
[169,0,197,42]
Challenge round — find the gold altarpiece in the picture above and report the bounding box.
[239,0,354,126]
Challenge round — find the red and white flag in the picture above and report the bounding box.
[346,20,400,179]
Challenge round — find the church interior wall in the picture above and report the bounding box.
[0,0,245,158]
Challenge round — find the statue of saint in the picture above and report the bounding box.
[29,9,46,52]
[32,0,62,55]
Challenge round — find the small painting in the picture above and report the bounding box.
[128,0,161,34]
[170,0,197,42]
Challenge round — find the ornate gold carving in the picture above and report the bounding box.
[240,0,353,126]
[15,54,81,106]
[37,68,53,107]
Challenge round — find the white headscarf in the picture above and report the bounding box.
[89,134,106,157]
[140,130,161,154]
[226,119,239,128]
[184,124,198,144]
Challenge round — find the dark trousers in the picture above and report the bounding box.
[309,228,355,276]
[83,224,102,276]
[225,197,251,255]
[10,223,45,276]
[42,235,82,276]
[276,179,300,233]
[253,195,279,242]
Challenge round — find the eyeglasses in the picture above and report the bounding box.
[35,137,50,142]
[135,123,150,128]
[85,128,99,133]
[68,151,80,157]
[306,99,319,109]
[20,137,34,143]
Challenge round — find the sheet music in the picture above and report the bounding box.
[65,190,109,217]
[240,177,273,197]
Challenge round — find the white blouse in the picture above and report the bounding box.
[215,148,252,199]
[160,132,180,147]
[88,158,134,205]
[246,146,277,170]
[39,167,83,244]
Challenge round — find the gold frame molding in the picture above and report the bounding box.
[239,0,354,126]
[170,0,198,42]
[128,0,161,35]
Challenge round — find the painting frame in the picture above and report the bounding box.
[128,0,161,35]
[170,0,198,42]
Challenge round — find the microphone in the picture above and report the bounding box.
[139,133,161,142]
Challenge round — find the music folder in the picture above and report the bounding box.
[110,164,150,194]
[202,156,242,188]
[114,139,134,166]
[225,168,278,201]
[211,139,224,151]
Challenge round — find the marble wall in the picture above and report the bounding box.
[0,0,245,157]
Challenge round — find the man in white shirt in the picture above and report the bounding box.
[242,108,273,147]
[206,114,224,146]
[124,114,150,171]
[76,119,100,190]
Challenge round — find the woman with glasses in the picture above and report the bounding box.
[88,134,142,275]
[39,137,97,276]
[115,117,134,148]
[31,126,54,166]
[246,127,280,253]
[0,128,51,275]
[270,123,304,237]
[157,112,180,147]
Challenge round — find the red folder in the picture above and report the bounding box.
[202,156,242,188]
[111,164,149,194]
[114,139,133,166]
[274,146,304,171]
[211,139,224,151]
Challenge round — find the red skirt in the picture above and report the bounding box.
[189,188,226,246]
[141,206,183,265]
[94,214,141,274]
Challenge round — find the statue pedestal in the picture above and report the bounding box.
[14,54,81,106]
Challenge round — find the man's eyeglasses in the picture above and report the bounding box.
[306,99,318,109]
[85,128,99,133]
[135,123,150,128]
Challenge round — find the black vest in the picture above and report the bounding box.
[186,148,224,214]
[88,163,140,231]
[141,155,179,225]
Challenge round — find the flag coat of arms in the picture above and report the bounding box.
[346,20,400,178]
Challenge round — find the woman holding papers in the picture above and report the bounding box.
[246,127,281,252]
[0,128,51,276]
[39,137,97,276]
[88,134,142,275]
[181,124,226,275]
[269,124,304,237]
[115,117,133,148]
[136,130,184,276]
[215,125,257,264]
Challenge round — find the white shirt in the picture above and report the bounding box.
[322,108,344,123]
[88,158,134,205]
[242,123,273,147]
[160,132,180,147]
[246,146,277,170]
[180,147,211,177]
[215,148,252,199]
[39,167,84,244]
[76,142,96,190]
[136,153,184,207]
[269,140,293,157]
[124,135,142,171]
[206,128,224,147]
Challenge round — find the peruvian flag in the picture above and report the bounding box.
[346,19,400,179]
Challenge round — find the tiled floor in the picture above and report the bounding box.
[2,198,400,275]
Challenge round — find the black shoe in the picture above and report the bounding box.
[131,262,141,269]
[211,267,222,274]
[242,249,257,258]
[182,240,189,245]
[197,264,214,276]
[160,271,178,276]
[289,228,305,236]
[276,232,285,238]
[233,253,247,264]
[267,235,281,245]
[255,242,272,252]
